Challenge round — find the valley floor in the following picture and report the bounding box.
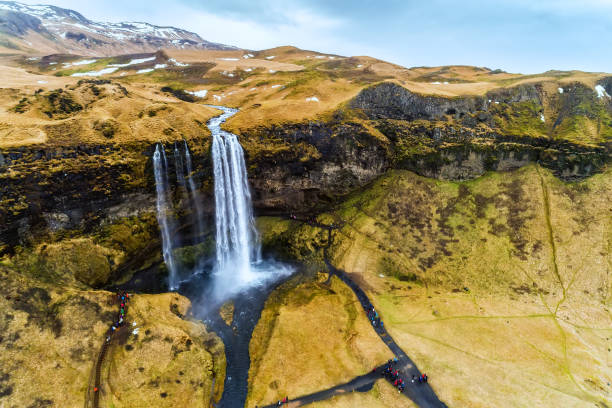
[254,165,612,408]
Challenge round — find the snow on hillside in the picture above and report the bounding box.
[0,1,235,54]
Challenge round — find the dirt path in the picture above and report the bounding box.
[260,365,379,408]
[85,292,130,408]
[325,257,446,408]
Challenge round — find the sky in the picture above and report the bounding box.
[17,0,612,73]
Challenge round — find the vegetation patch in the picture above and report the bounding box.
[161,86,198,102]
[41,88,82,118]
[93,118,118,138]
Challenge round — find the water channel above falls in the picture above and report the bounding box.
[120,105,295,408]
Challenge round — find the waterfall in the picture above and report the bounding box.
[153,144,179,291]
[183,140,206,242]
[173,142,186,187]
[150,106,291,298]
[210,106,262,293]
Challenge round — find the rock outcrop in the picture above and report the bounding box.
[1,81,610,260]
[242,121,390,212]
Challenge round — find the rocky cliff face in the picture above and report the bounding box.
[242,121,390,213]
[349,81,541,121]
[375,119,607,180]
[0,143,148,253]
[1,80,610,267]
[349,81,610,180]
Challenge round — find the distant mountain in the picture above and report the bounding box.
[0,1,235,55]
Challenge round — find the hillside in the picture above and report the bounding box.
[0,1,233,55]
[256,164,612,408]
[0,8,610,407]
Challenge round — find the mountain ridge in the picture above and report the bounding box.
[0,0,236,55]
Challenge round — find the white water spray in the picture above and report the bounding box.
[174,142,186,187]
[209,106,288,300]
[153,144,179,290]
[183,140,206,241]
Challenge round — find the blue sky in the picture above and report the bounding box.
[19,0,612,73]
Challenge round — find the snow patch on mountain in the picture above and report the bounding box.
[70,55,156,76]
[71,67,119,77]
[169,58,189,67]
[0,1,235,54]
[63,59,96,67]
[186,89,208,98]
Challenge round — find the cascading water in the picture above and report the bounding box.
[173,142,186,187]
[205,106,293,407]
[183,140,206,242]
[211,107,259,293]
[153,143,179,291]
[209,106,286,301]
[145,108,294,408]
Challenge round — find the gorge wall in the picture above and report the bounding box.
[1,80,610,277]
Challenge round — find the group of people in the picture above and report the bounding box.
[275,396,289,406]
[106,291,130,342]
[380,359,406,393]
[376,358,430,394]
[415,373,428,383]
[96,291,131,394]
[367,306,383,329]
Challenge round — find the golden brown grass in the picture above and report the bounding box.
[256,164,612,407]
[223,77,364,131]
[100,293,225,408]
[307,380,417,408]
[0,78,220,148]
[163,48,305,74]
[2,46,610,146]
[246,273,393,407]
[0,265,224,408]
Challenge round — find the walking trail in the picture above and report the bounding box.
[261,218,447,408]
